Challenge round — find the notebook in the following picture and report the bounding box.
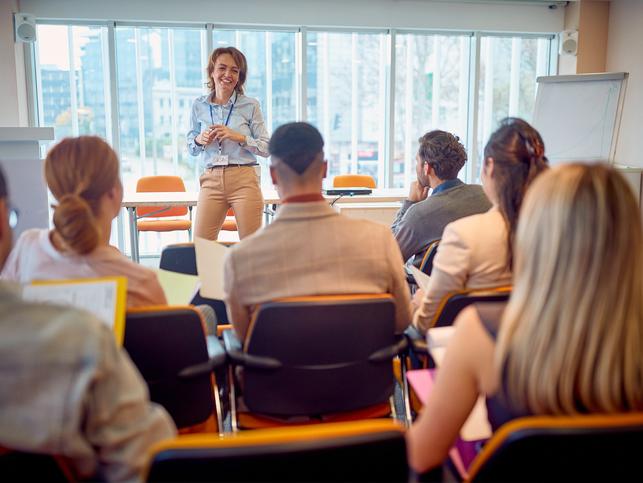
[22,276,128,345]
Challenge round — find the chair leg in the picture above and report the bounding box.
[228,365,238,433]
[133,226,140,264]
[389,396,398,421]
[212,378,224,436]
[400,355,413,427]
[188,207,193,241]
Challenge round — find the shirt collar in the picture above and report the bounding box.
[431,178,463,196]
[282,193,325,204]
[208,91,238,107]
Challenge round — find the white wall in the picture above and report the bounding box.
[0,0,28,127]
[20,0,563,32]
[607,0,643,169]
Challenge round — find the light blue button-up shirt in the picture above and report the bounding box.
[187,93,270,171]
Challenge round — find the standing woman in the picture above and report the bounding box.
[187,47,270,240]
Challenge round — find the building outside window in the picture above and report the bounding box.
[32,22,554,255]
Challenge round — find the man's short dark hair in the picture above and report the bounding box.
[0,165,7,199]
[269,122,324,175]
[418,130,467,180]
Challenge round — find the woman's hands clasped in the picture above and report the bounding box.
[197,125,245,146]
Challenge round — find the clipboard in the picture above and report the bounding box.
[22,276,128,345]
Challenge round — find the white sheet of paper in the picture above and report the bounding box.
[156,269,199,305]
[408,265,431,292]
[194,236,228,300]
[22,280,117,329]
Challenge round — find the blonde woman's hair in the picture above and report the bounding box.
[45,136,120,255]
[497,163,643,415]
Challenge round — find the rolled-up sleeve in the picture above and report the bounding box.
[244,101,270,158]
[391,200,424,263]
[187,99,204,157]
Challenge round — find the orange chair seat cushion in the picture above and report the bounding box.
[137,219,192,232]
[237,402,391,430]
[221,218,238,231]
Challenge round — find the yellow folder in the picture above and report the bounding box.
[23,276,128,345]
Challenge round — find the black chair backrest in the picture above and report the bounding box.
[468,414,643,482]
[433,289,511,328]
[146,427,408,482]
[159,243,197,275]
[123,308,213,429]
[0,450,73,482]
[243,296,398,417]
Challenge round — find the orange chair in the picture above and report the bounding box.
[221,208,237,232]
[332,174,376,189]
[135,176,192,256]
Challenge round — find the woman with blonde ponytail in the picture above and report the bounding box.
[1,136,167,307]
[407,163,643,473]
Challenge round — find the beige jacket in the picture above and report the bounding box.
[223,201,412,340]
[413,208,512,333]
[0,283,176,482]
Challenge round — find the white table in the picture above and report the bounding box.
[122,188,407,262]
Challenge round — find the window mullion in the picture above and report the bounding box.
[350,33,358,175]
[265,31,273,131]
[68,26,80,136]
[467,33,481,184]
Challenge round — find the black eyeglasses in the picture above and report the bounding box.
[8,206,19,229]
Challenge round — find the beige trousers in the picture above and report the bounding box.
[195,166,264,241]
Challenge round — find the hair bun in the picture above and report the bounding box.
[53,194,100,255]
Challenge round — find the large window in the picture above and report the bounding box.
[307,31,386,187]
[475,35,552,179]
[115,26,207,193]
[31,22,555,253]
[35,24,110,143]
[394,33,471,188]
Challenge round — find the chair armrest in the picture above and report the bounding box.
[206,335,226,360]
[369,335,409,362]
[222,329,282,370]
[178,337,227,378]
[404,325,429,356]
[222,328,242,355]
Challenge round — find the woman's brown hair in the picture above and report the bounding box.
[483,117,548,269]
[45,136,120,255]
[206,47,247,96]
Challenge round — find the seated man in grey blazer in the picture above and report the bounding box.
[223,122,411,340]
[391,130,491,266]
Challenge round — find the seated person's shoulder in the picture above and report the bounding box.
[446,208,497,234]
[11,228,43,250]
[337,213,393,237]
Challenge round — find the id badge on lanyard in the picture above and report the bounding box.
[209,93,236,166]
